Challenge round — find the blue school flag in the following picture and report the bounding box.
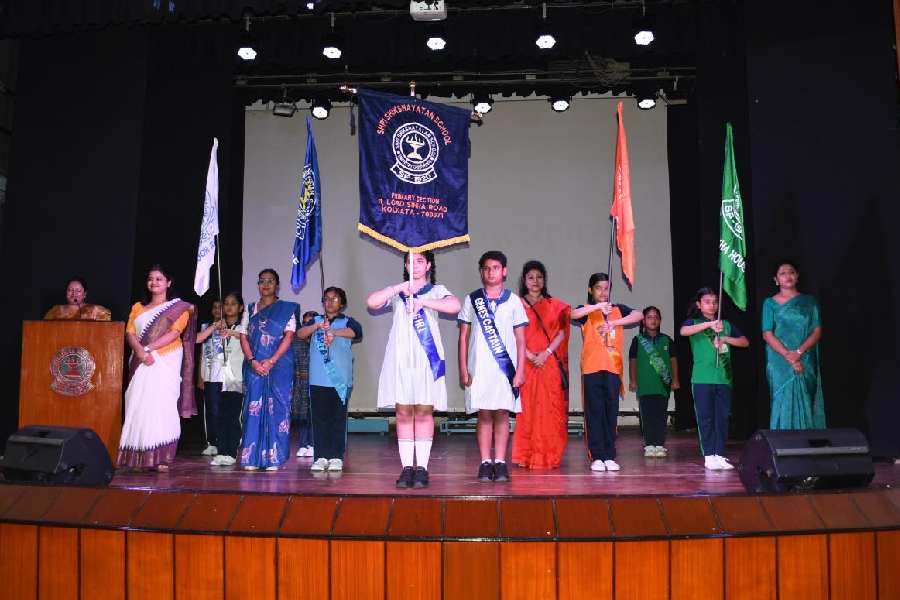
[357,88,471,252]
[291,117,323,291]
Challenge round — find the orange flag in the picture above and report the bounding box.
[610,101,635,287]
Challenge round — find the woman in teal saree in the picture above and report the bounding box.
[761,262,824,429]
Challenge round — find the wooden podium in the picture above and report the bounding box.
[18,320,126,461]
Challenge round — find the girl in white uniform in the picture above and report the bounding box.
[367,251,461,489]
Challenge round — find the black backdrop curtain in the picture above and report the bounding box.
[668,0,900,456]
[0,25,244,445]
[1,1,897,457]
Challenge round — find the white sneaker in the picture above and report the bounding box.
[655,446,668,457]
[327,458,344,471]
[604,460,621,471]
[644,445,655,457]
[717,456,735,470]
[210,455,225,466]
[310,458,328,472]
[590,459,606,471]
[201,444,218,456]
[296,445,314,457]
[704,456,722,470]
[218,456,236,466]
[265,465,279,472]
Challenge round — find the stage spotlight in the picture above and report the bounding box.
[306,2,315,9]
[322,13,342,59]
[237,15,257,61]
[272,86,296,117]
[636,89,657,110]
[472,94,493,114]
[535,2,556,49]
[633,4,655,46]
[550,96,570,112]
[426,24,447,51]
[311,98,332,120]
[273,102,297,117]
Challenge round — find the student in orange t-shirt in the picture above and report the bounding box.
[571,273,643,472]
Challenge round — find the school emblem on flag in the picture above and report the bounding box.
[357,88,470,252]
[390,122,439,184]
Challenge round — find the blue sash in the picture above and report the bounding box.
[470,289,518,397]
[401,289,445,381]
[313,320,350,404]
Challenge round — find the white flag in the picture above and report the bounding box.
[193,137,219,295]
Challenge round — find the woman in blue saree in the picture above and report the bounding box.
[238,268,298,471]
[762,261,825,429]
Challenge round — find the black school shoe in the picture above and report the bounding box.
[413,467,429,488]
[477,461,494,482]
[396,466,415,489]
[493,462,511,482]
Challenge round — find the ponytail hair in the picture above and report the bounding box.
[686,286,717,319]
[639,305,661,335]
[402,251,437,285]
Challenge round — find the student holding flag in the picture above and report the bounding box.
[367,251,460,489]
[679,123,751,471]
[680,287,748,470]
[571,102,642,473]
[571,273,642,472]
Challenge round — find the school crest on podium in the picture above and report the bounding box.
[49,346,96,396]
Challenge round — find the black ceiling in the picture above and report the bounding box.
[0,0,705,103]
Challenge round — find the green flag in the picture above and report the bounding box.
[719,123,748,310]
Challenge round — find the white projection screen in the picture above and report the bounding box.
[242,97,673,414]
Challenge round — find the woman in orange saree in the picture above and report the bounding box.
[512,260,571,469]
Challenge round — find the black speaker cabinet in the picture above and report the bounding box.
[0,425,114,486]
[738,428,874,493]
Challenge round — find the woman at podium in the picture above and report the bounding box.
[43,277,112,321]
[117,265,197,470]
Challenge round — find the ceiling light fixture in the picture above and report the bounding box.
[550,96,570,112]
[272,86,297,118]
[322,13,342,60]
[535,3,556,50]
[426,23,447,51]
[636,88,657,110]
[237,15,257,61]
[633,2,655,46]
[311,97,332,120]
[472,93,493,114]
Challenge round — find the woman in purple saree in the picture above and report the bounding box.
[118,265,197,470]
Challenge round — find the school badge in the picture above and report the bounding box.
[49,346,96,396]
[721,184,744,241]
[390,122,439,185]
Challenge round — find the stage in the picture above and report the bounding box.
[109,428,900,497]
[1,428,898,599]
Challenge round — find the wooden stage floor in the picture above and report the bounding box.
[111,427,900,497]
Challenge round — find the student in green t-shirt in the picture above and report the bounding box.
[679,287,749,471]
[628,306,680,458]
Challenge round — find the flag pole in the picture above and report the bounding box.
[408,82,417,371]
[716,269,723,367]
[215,235,226,364]
[319,251,325,298]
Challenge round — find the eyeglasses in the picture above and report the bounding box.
[323,296,341,303]
[257,279,277,285]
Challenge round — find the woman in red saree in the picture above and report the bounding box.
[512,260,570,469]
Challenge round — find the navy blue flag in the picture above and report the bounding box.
[358,89,470,252]
[291,116,323,291]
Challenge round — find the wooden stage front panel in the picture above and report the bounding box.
[0,484,898,600]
